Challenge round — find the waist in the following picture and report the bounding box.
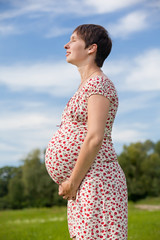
[57,121,88,131]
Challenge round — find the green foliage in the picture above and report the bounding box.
[0,166,17,209]
[0,139,160,209]
[0,166,16,197]
[0,149,66,210]
[118,140,160,201]
[8,167,24,209]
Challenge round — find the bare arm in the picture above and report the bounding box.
[59,94,110,200]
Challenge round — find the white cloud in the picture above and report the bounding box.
[0,47,159,98]
[104,48,160,92]
[125,49,160,91]
[0,23,20,35]
[45,26,72,38]
[112,121,150,146]
[1,0,145,19]
[0,113,51,130]
[112,127,145,143]
[147,0,160,8]
[108,10,148,38]
[0,1,54,20]
[0,0,85,21]
[0,103,64,166]
[103,59,130,76]
[0,0,157,37]
[118,94,156,115]
[0,61,79,96]
[112,125,147,154]
[0,142,18,152]
[0,1,82,36]
[85,0,143,13]
[0,48,160,97]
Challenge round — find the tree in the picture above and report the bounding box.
[118,140,160,201]
[21,149,66,207]
[22,149,42,206]
[0,166,16,197]
[8,167,24,209]
[0,166,17,209]
[1,139,160,209]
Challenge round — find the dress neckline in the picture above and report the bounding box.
[76,75,106,94]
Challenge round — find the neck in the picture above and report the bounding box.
[78,64,102,83]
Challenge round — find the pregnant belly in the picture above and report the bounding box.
[45,127,86,184]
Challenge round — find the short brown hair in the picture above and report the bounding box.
[73,24,112,67]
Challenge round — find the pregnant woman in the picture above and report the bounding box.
[45,24,128,240]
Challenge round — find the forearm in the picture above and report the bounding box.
[69,134,103,190]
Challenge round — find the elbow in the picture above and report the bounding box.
[86,133,104,148]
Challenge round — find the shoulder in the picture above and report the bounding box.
[86,75,118,102]
[88,75,115,88]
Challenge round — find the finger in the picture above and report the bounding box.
[58,185,62,192]
[59,190,64,196]
[58,186,65,196]
[58,189,62,195]
[63,196,69,200]
[58,185,61,193]
[63,196,76,201]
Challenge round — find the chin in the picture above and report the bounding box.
[66,58,76,65]
[66,58,71,63]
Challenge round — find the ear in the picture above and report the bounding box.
[88,44,97,54]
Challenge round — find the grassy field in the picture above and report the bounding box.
[0,198,160,240]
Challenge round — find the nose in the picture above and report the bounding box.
[64,41,70,49]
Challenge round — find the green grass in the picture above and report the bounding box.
[0,207,70,240]
[128,202,160,240]
[134,196,160,205]
[0,199,160,240]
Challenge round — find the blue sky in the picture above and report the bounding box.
[0,0,160,167]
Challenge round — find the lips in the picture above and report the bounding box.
[66,52,71,57]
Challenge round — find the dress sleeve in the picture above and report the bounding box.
[87,76,116,103]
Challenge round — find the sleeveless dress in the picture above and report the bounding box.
[45,76,128,240]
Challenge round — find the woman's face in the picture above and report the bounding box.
[64,31,89,66]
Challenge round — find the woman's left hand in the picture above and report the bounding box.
[58,179,77,200]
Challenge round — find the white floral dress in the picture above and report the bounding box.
[45,76,128,240]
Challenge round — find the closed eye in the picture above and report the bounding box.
[70,36,77,42]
